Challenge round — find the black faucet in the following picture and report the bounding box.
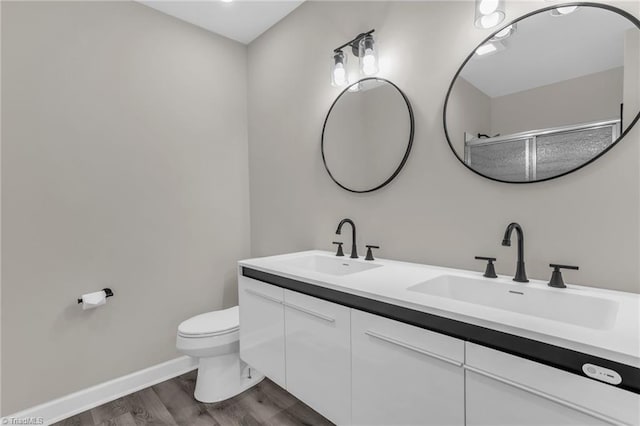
[336,218,358,259]
[501,222,528,283]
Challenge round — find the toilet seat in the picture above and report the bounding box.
[178,306,239,339]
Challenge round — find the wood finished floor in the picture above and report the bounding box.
[53,371,334,426]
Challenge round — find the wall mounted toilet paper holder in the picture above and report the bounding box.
[77,288,114,304]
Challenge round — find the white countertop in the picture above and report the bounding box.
[239,250,640,368]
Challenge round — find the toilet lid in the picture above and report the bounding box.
[178,306,239,337]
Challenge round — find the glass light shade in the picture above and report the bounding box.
[331,50,348,87]
[478,0,499,15]
[358,34,379,76]
[474,0,506,29]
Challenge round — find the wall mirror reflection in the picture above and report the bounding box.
[322,78,414,193]
[444,4,640,183]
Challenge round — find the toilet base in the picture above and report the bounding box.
[193,352,264,403]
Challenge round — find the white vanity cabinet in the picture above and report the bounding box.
[284,289,351,425]
[238,276,286,388]
[465,343,638,426]
[238,263,639,426]
[351,310,465,426]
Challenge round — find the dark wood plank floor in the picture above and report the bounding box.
[53,371,334,426]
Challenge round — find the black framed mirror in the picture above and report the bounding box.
[322,77,414,193]
[444,3,640,183]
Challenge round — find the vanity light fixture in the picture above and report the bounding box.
[474,0,506,29]
[359,33,379,76]
[330,29,378,87]
[331,50,348,87]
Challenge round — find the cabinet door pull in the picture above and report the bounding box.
[244,288,283,305]
[464,365,628,426]
[365,330,463,367]
[285,302,335,323]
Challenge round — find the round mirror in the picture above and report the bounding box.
[444,3,640,183]
[322,78,414,193]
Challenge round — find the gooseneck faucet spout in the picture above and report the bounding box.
[336,218,358,259]
[502,222,528,283]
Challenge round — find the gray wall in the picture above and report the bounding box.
[491,67,624,135]
[624,29,640,128]
[446,76,491,157]
[248,1,640,293]
[1,1,249,414]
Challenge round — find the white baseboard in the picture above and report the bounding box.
[2,355,198,425]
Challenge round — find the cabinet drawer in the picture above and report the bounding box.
[352,310,464,426]
[465,342,639,426]
[284,288,348,323]
[354,309,464,364]
[240,276,284,303]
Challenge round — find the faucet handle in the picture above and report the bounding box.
[475,256,498,278]
[548,264,579,288]
[333,242,345,257]
[365,245,380,261]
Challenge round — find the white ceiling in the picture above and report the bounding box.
[139,0,305,44]
[460,7,636,98]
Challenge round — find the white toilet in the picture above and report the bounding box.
[176,306,264,403]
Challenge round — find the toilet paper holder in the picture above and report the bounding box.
[77,288,114,304]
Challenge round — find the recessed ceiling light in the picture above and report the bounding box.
[221,0,234,3]
[490,24,517,41]
[551,6,579,16]
[475,41,505,56]
[476,43,497,56]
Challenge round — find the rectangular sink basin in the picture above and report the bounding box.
[276,254,382,276]
[408,275,619,330]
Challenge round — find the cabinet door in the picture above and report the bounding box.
[465,342,636,426]
[351,310,465,426]
[284,290,351,425]
[238,276,286,388]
